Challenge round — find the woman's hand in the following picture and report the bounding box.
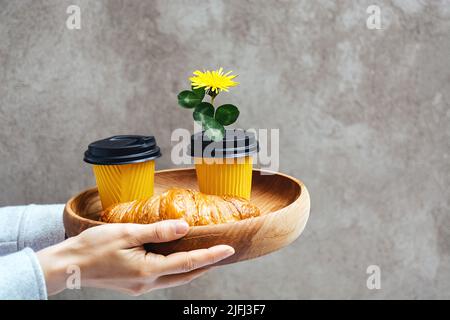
[37,220,234,296]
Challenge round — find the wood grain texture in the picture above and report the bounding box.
[63,168,310,265]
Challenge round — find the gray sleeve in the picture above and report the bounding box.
[0,204,65,255]
[0,248,48,299]
[0,204,66,299]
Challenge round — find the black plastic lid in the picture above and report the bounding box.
[189,129,259,158]
[84,135,161,165]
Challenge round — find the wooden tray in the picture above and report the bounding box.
[63,168,310,265]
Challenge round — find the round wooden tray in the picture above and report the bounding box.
[63,168,310,265]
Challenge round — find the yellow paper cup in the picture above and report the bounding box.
[93,160,155,209]
[190,129,259,200]
[194,156,253,199]
[84,135,161,209]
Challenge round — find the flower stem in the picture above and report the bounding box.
[211,95,215,106]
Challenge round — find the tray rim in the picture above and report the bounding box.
[64,167,309,233]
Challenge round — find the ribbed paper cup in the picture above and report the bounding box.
[93,160,155,210]
[189,129,259,200]
[84,135,161,210]
[194,156,253,199]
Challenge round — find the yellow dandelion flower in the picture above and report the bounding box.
[190,67,239,94]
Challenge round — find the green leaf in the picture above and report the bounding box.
[191,86,205,100]
[215,104,240,126]
[193,102,214,124]
[203,116,225,142]
[177,90,202,109]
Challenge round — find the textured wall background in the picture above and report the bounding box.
[1,0,449,299]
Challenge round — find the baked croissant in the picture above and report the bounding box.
[100,188,261,226]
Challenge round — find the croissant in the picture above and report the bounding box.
[100,188,261,226]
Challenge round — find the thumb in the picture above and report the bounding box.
[121,220,189,246]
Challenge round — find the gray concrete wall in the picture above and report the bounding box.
[1,0,449,299]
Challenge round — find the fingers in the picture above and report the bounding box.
[150,245,235,276]
[153,267,211,290]
[119,220,190,246]
[89,268,211,296]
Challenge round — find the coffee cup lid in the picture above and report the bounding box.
[189,129,259,158]
[84,135,161,165]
